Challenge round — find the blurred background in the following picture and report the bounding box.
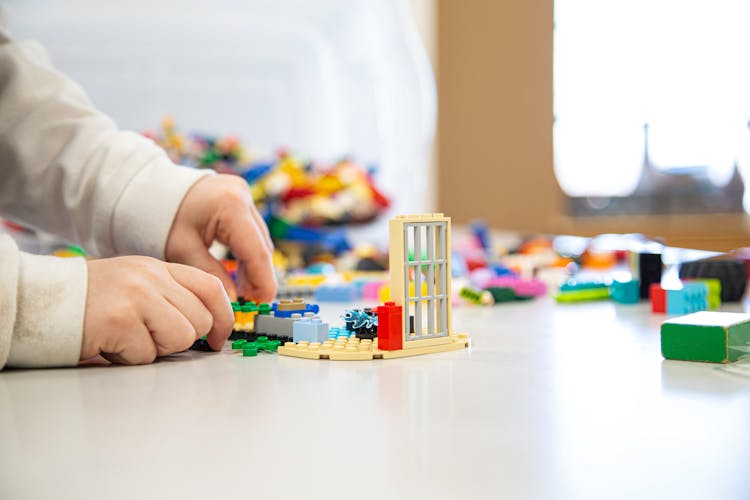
[4,0,750,251]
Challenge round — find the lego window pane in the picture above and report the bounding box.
[403,220,448,340]
[554,0,750,215]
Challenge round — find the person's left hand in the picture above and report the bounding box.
[165,174,277,302]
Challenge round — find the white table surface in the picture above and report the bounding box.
[2,298,750,500]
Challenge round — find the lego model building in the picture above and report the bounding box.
[278,214,471,360]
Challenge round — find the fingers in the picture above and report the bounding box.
[171,233,238,300]
[144,297,198,356]
[83,257,235,366]
[223,208,277,302]
[167,263,234,351]
[99,323,157,365]
[248,202,274,254]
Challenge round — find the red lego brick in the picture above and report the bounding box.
[377,301,403,351]
[650,283,666,313]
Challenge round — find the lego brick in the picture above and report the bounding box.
[637,252,663,299]
[361,281,387,301]
[484,286,522,303]
[555,287,610,303]
[272,299,320,318]
[690,278,722,310]
[293,317,330,343]
[666,282,708,315]
[231,336,281,357]
[313,284,359,302]
[650,283,666,313]
[661,311,750,363]
[484,276,546,297]
[610,279,640,304]
[560,279,608,292]
[459,286,493,305]
[341,309,378,339]
[254,312,309,338]
[277,333,470,361]
[377,302,403,351]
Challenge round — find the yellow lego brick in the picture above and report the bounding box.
[277,333,470,361]
[286,275,327,286]
[402,335,452,349]
[381,334,470,359]
[340,270,389,282]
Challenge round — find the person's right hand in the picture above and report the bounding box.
[80,256,234,364]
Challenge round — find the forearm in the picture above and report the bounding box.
[0,28,209,258]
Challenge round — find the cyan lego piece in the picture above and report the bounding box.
[685,278,722,310]
[610,279,640,304]
[667,282,708,315]
[293,316,330,343]
[328,326,350,340]
[314,284,359,302]
[560,279,609,292]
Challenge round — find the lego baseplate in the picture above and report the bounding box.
[278,333,471,361]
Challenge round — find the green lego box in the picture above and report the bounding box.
[661,311,750,363]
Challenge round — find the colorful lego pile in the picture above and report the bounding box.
[143,117,390,227]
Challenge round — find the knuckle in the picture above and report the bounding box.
[107,302,137,330]
[174,331,197,353]
[206,274,225,294]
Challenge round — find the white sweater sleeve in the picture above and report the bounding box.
[0,28,212,369]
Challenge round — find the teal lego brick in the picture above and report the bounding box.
[610,279,640,304]
[661,311,750,363]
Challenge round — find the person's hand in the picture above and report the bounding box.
[81,256,234,364]
[165,174,276,302]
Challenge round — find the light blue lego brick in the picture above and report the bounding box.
[293,317,330,343]
[610,279,640,304]
[313,284,359,302]
[667,282,709,315]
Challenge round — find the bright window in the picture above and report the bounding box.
[554,0,750,213]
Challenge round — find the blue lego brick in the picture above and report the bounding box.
[292,317,330,343]
[272,301,320,318]
[610,279,640,304]
[314,284,359,302]
[667,282,709,315]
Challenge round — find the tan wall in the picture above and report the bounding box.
[436,0,750,251]
[437,0,559,234]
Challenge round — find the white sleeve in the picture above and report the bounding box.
[0,234,88,369]
[0,28,212,369]
[0,27,211,259]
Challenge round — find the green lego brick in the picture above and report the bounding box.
[258,303,272,315]
[232,339,248,349]
[661,311,750,363]
[234,336,281,357]
[485,287,518,303]
[555,287,610,303]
